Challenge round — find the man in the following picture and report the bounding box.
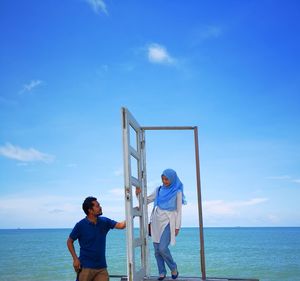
[67,196,126,281]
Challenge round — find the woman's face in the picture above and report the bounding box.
[162,175,171,187]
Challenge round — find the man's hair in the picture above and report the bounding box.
[82,196,97,215]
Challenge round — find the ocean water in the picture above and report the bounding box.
[0,227,299,281]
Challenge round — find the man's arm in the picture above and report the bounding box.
[67,237,81,272]
[114,220,126,229]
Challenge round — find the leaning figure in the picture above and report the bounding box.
[67,196,126,281]
[136,168,186,281]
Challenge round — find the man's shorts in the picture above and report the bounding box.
[79,267,109,281]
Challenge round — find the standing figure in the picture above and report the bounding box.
[137,169,186,280]
[67,196,126,281]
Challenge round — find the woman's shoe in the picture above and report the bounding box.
[157,275,166,281]
[171,271,179,279]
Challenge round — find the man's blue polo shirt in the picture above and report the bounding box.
[69,216,117,269]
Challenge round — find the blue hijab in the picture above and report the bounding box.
[154,169,187,211]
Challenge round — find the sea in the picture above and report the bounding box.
[0,227,299,281]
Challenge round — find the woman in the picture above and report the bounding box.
[137,169,186,280]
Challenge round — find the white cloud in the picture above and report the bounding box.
[109,188,124,197]
[203,197,268,216]
[189,25,223,47]
[85,0,108,15]
[0,143,54,163]
[67,163,78,168]
[101,64,109,72]
[199,25,222,39]
[266,175,300,185]
[0,193,289,228]
[175,197,272,226]
[204,200,236,216]
[0,96,17,106]
[0,195,82,228]
[0,192,127,227]
[147,43,176,65]
[17,162,29,167]
[49,209,65,214]
[241,198,269,206]
[114,168,123,177]
[266,175,291,180]
[147,180,161,190]
[266,214,281,224]
[20,80,43,94]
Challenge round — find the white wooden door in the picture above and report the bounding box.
[122,107,149,281]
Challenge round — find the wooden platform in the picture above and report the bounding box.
[119,276,259,281]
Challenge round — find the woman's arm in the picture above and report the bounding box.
[147,189,156,204]
[135,187,156,204]
[175,192,182,235]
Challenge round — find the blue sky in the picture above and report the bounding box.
[0,0,299,228]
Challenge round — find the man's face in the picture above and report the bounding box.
[90,200,103,216]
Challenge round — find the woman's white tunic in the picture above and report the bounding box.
[148,188,182,246]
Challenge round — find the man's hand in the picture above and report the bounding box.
[175,229,180,236]
[115,220,126,229]
[67,237,81,273]
[73,257,81,273]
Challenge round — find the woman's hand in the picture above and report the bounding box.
[135,187,141,196]
[175,229,180,236]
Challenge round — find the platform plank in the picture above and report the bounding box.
[119,276,259,281]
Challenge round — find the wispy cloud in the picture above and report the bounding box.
[147,180,162,190]
[266,175,300,185]
[266,214,281,224]
[0,192,125,228]
[0,96,17,106]
[85,0,108,15]
[189,25,224,47]
[49,209,65,214]
[203,197,269,216]
[67,163,78,168]
[266,175,291,180]
[147,43,176,65]
[0,143,54,163]
[113,168,123,177]
[109,188,124,197]
[0,195,82,228]
[199,25,223,39]
[0,195,76,213]
[19,80,43,94]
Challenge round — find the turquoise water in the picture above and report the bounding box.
[0,227,299,281]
